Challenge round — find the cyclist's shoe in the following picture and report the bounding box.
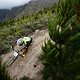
[21,54,26,57]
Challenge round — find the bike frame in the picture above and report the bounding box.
[6,51,19,67]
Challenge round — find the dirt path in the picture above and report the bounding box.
[2,30,49,80]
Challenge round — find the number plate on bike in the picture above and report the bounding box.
[13,51,18,57]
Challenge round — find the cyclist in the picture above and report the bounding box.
[16,34,32,57]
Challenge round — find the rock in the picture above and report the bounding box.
[35,30,39,34]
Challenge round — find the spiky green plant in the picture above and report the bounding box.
[41,0,80,80]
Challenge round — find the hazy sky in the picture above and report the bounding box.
[0,0,31,9]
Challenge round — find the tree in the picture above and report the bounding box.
[40,0,80,80]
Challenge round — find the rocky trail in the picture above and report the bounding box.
[1,30,49,80]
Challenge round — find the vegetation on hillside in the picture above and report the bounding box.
[40,0,80,80]
[0,58,12,80]
[0,5,55,55]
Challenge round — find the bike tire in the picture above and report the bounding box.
[6,56,17,67]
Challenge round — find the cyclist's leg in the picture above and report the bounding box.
[22,38,32,57]
[22,45,28,57]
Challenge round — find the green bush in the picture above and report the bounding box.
[0,41,10,55]
[40,0,80,80]
[0,58,12,80]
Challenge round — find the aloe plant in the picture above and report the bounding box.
[41,0,80,80]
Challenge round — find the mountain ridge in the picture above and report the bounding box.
[0,0,58,21]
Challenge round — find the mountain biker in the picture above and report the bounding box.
[13,33,32,57]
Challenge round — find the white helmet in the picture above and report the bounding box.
[17,38,23,46]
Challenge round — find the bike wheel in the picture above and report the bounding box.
[6,56,16,67]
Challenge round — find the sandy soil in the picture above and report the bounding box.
[2,30,49,80]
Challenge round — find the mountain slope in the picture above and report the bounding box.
[15,0,58,18]
[0,0,58,21]
[0,9,10,21]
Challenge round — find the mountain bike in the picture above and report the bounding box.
[5,40,33,67]
[5,50,19,67]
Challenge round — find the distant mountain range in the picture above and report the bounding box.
[0,0,58,21]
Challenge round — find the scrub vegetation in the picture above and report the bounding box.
[0,5,55,55]
[40,0,80,80]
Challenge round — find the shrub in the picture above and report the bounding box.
[40,0,80,80]
[0,58,12,80]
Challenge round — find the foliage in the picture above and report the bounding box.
[40,0,80,80]
[0,58,12,80]
[0,3,54,55]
